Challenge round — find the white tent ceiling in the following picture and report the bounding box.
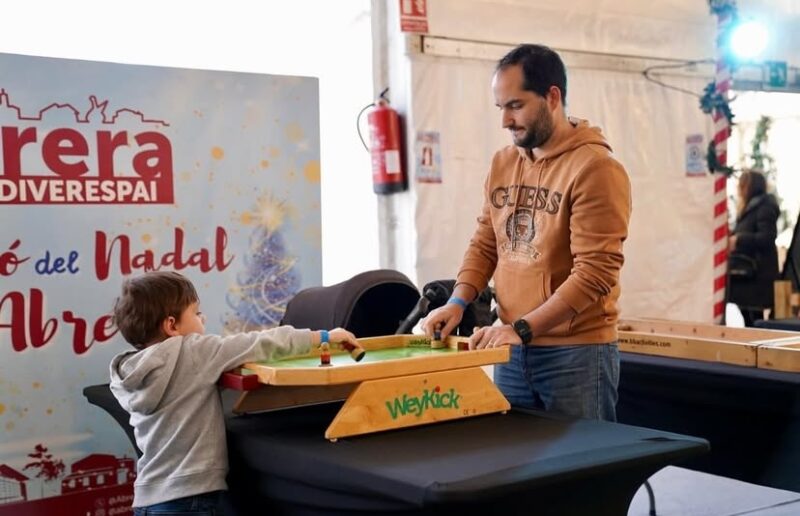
[423,0,799,63]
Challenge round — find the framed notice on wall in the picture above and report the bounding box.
[399,0,429,33]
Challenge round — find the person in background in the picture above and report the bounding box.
[421,44,631,421]
[109,271,358,515]
[728,170,780,326]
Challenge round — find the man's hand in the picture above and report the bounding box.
[421,304,464,339]
[469,324,521,349]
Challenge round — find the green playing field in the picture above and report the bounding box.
[260,345,457,369]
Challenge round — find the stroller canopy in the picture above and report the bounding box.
[281,269,420,337]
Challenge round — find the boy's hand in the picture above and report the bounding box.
[328,328,365,361]
[328,327,358,347]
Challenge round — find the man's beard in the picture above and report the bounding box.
[511,103,554,149]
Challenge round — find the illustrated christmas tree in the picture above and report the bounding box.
[225,195,301,333]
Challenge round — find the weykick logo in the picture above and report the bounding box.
[385,385,461,420]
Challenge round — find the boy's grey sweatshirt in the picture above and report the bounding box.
[109,327,312,508]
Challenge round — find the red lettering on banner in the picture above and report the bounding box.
[0,289,58,352]
[132,132,173,180]
[1,126,36,178]
[0,89,173,204]
[97,130,128,178]
[0,291,27,351]
[0,126,174,205]
[1,289,118,355]
[63,312,117,355]
[0,239,30,276]
[95,226,235,280]
[42,128,90,177]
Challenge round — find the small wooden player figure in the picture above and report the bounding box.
[319,330,332,367]
[431,324,445,349]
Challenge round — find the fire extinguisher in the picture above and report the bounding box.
[358,88,407,194]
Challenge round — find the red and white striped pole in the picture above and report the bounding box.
[712,3,735,323]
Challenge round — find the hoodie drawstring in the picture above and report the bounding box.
[511,156,527,251]
[511,155,545,253]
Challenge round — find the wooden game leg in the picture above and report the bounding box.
[325,367,510,441]
[233,383,359,414]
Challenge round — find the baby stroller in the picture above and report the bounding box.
[281,270,494,337]
[280,269,420,336]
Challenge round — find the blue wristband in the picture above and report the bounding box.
[447,296,468,309]
[320,330,329,344]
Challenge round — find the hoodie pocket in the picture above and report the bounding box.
[494,265,544,323]
[543,273,573,336]
[495,267,572,337]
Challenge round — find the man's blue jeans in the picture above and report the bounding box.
[494,343,620,421]
[133,491,224,515]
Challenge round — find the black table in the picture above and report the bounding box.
[225,402,708,516]
[754,318,800,331]
[617,352,800,492]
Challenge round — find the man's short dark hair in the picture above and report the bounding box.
[497,44,567,105]
[112,271,199,350]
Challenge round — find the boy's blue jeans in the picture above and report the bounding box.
[133,491,224,515]
[494,342,620,421]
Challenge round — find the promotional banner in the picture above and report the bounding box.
[0,53,321,515]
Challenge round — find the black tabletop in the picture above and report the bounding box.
[226,401,708,507]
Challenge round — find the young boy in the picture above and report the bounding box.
[109,271,358,515]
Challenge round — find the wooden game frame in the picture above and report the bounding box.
[618,318,800,372]
[756,339,800,373]
[241,334,508,386]
[229,334,512,440]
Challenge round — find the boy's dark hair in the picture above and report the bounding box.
[497,44,567,106]
[112,271,199,350]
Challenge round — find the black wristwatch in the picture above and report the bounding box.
[512,319,533,344]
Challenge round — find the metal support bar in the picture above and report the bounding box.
[417,35,800,93]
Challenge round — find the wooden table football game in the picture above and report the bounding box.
[222,334,511,440]
[618,317,800,371]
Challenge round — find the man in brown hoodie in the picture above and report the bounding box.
[422,44,631,421]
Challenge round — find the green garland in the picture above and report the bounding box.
[706,141,735,177]
[700,82,736,176]
[703,0,738,176]
[699,82,734,123]
[750,115,774,174]
[708,0,737,18]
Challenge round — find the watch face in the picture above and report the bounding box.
[513,319,531,343]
